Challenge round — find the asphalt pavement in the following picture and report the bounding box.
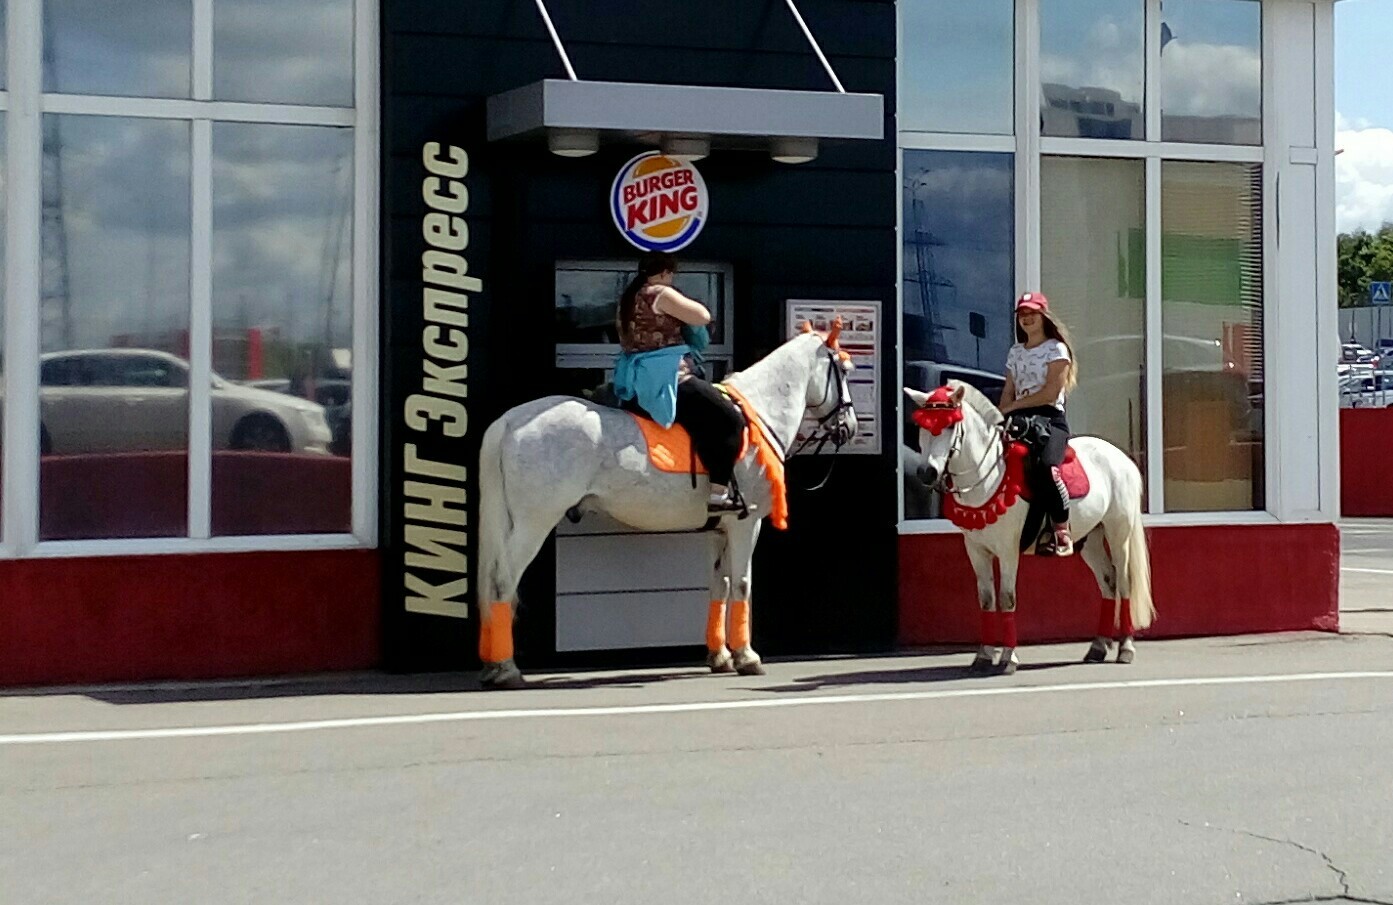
[2,521,1392,905]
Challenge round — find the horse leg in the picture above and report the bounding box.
[1108,523,1137,664]
[477,519,554,691]
[997,552,1021,675]
[1079,532,1118,664]
[706,531,735,674]
[725,520,765,676]
[964,542,999,675]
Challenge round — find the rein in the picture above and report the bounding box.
[940,421,1006,497]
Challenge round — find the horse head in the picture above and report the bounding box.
[903,383,965,488]
[799,317,858,446]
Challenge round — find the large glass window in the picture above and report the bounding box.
[211,122,353,536]
[902,150,1015,520]
[214,0,354,106]
[1160,0,1262,145]
[0,1,370,553]
[44,0,193,99]
[1041,157,1147,479]
[1041,0,1145,139]
[0,115,6,533]
[899,0,1269,524]
[1161,161,1264,512]
[900,0,1015,135]
[39,116,193,540]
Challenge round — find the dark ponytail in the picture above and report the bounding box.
[619,252,678,336]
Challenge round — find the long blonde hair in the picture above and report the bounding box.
[1016,311,1079,393]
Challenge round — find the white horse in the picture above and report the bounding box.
[903,381,1155,674]
[475,325,857,689]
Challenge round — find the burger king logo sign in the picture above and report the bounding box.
[610,152,709,252]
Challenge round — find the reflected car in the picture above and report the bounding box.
[35,349,333,455]
[242,377,351,457]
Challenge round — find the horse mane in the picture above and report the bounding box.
[948,380,1005,429]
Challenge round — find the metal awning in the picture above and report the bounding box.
[486,0,886,162]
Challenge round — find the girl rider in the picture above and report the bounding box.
[999,292,1078,556]
[613,253,745,513]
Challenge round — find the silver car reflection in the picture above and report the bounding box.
[37,349,333,455]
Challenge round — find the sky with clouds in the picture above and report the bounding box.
[1336,0,1393,234]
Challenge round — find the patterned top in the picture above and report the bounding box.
[1006,339,1071,409]
[619,285,686,353]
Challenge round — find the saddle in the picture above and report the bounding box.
[571,381,757,524]
[1005,417,1090,554]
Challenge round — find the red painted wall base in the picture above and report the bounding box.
[0,549,381,687]
[1341,408,1393,516]
[899,523,1339,646]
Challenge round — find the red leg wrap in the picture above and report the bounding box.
[1000,612,1018,649]
[980,610,1001,647]
[1097,599,1117,637]
[1119,599,1134,637]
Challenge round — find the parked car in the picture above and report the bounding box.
[244,377,351,457]
[1338,372,1393,409]
[34,349,333,455]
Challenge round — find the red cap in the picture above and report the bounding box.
[1015,291,1049,313]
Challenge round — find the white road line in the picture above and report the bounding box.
[1341,566,1393,575]
[2,671,1392,747]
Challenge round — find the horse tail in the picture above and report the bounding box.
[477,416,515,607]
[1124,493,1156,631]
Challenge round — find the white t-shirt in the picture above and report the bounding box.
[1006,339,1071,409]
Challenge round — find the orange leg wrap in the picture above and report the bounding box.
[706,600,727,652]
[729,600,751,650]
[479,602,514,663]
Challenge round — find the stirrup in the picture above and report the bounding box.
[1039,526,1074,557]
[706,492,744,514]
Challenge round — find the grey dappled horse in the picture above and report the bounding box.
[475,325,857,689]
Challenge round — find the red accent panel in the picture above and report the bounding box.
[1340,408,1393,516]
[30,452,350,541]
[900,523,1339,645]
[0,549,380,687]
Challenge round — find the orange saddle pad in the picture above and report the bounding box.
[630,413,707,475]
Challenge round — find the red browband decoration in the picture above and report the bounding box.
[909,386,1026,531]
[910,386,963,436]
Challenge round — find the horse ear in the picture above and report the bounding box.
[904,387,930,408]
[800,321,814,334]
[827,316,843,348]
[951,384,966,404]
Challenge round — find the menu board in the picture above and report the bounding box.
[785,300,881,455]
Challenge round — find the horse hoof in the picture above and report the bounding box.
[967,656,994,676]
[736,661,766,676]
[1083,647,1107,664]
[707,650,736,674]
[480,659,526,690]
[999,658,1018,676]
[1116,647,1135,665]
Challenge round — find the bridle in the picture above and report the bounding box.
[792,347,856,455]
[912,395,1005,498]
[744,329,857,492]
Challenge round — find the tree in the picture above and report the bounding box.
[1338,223,1393,308]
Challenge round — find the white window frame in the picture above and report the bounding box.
[897,0,1283,533]
[2,0,379,558]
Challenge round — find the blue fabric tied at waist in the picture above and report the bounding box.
[613,344,692,428]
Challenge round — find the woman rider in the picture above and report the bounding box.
[999,291,1078,556]
[613,253,745,513]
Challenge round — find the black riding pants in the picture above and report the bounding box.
[673,378,744,486]
[1012,405,1071,524]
